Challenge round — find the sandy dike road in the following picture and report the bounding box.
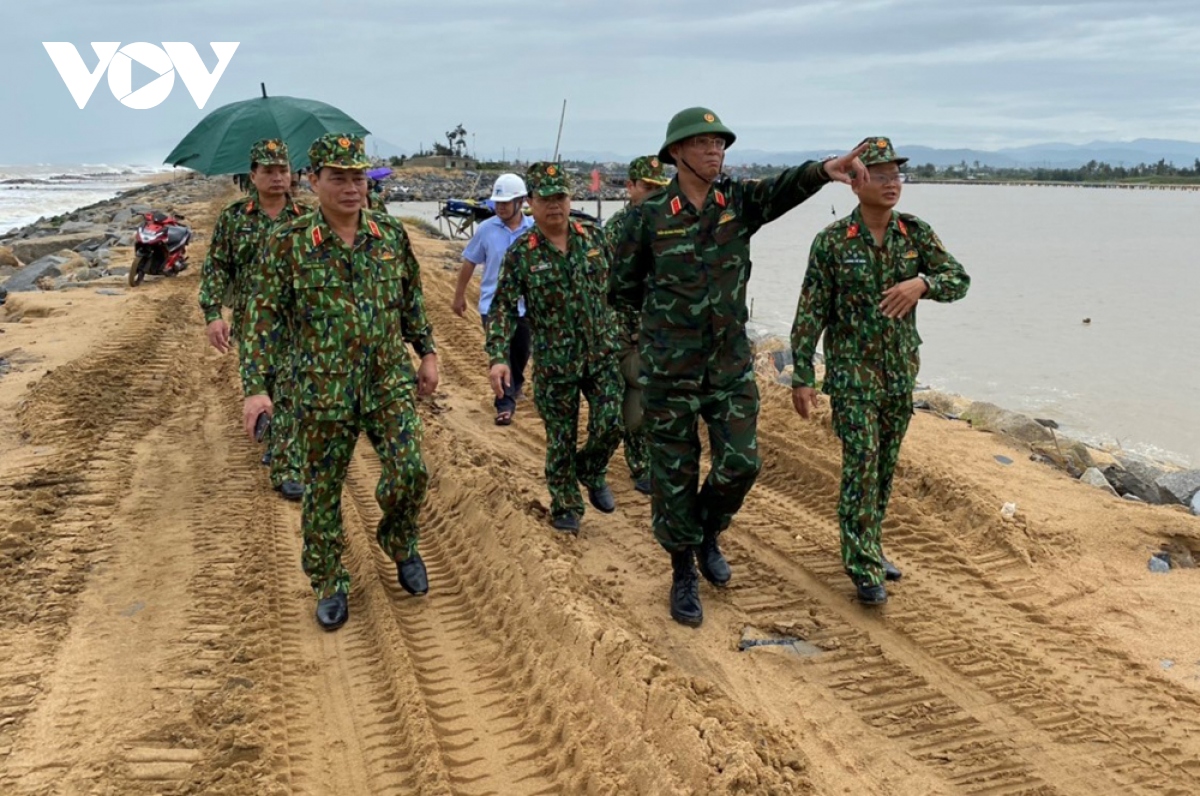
[1,185,1200,795]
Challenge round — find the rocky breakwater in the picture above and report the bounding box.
[0,173,228,293]
[749,332,1200,516]
[382,167,628,203]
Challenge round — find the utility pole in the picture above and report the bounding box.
[552,99,567,162]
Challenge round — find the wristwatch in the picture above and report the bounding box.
[918,273,932,292]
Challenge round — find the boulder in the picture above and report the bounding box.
[0,245,20,268]
[110,208,136,224]
[11,233,110,264]
[1102,464,1163,504]
[1080,467,1118,497]
[1192,492,1200,517]
[961,401,1054,445]
[58,220,105,235]
[1155,470,1200,506]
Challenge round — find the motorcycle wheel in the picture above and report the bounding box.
[129,253,147,287]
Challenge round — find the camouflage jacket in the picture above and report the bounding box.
[790,207,970,398]
[240,209,436,421]
[486,220,616,382]
[602,205,639,340]
[610,162,830,391]
[198,194,305,330]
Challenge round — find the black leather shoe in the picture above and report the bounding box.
[279,480,303,502]
[551,514,580,534]
[260,451,272,467]
[587,484,616,513]
[633,477,652,495]
[316,593,348,631]
[856,581,888,605]
[397,554,429,596]
[883,557,903,582]
[697,531,731,587]
[670,549,703,627]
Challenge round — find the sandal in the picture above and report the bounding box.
[494,410,514,426]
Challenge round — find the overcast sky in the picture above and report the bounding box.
[4,0,1199,165]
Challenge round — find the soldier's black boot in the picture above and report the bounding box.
[670,549,703,627]
[697,529,731,587]
[397,554,429,596]
[882,556,903,582]
[315,592,348,631]
[855,581,888,606]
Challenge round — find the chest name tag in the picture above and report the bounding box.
[843,257,868,266]
[530,262,552,273]
[655,228,687,238]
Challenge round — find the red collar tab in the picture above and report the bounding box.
[714,190,727,208]
[245,200,255,213]
[897,219,909,237]
[669,196,683,216]
[846,223,859,240]
[291,202,301,215]
[528,232,539,250]
[311,226,323,246]
[572,221,584,235]
[368,219,382,238]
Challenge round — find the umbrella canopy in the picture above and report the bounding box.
[164,92,370,175]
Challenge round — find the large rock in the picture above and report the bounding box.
[1030,439,1094,476]
[2,251,89,292]
[1080,467,1119,497]
[1155,470,1200,506]
[58,220,106,235]
[1102,464,1163,504]
[0,245,20,268]
[961,402,1054,445]
[11,233,110,264]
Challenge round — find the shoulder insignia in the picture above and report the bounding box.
[291,202,302,215]
[717,210,736,225]
[368,219,382,238]
[245,200,255,214]
[669,196,683,216]
[572,221,584,235]
[846,223,859,240]
[311,226,323,247]
[715,190,727,208]
[897,219,909,237]
[527,232,539,250]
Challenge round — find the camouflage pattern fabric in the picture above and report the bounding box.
[241,208,436,597]
[857,136,908,167]
[249,138,290,168]
[627,155,671,185]
[832,394,911,585]
[199,194,306,487]
[487,220,621,519]
[309,133,371,171]
[610,162,831,550]
[525,161,571,196]
[603,205,648,480]
[790,208,970,397]
[299,396,426,599]
[790,207,969,585]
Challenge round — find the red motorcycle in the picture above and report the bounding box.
[130,211,192,287]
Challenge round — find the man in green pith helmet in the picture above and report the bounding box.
[199,137,306,501]
[610,107,869,627]
[488,161,623,535]
[791,136,969,606]
[240,133,440,632]
[604,155,671,497]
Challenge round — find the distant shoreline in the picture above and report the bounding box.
[907,179,1200,190]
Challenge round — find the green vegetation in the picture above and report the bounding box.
[907,158,1200,184]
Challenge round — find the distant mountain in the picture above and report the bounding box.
[724,139,1200,169]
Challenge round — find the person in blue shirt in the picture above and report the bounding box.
[453,173,534,425]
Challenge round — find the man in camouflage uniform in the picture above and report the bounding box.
[791,137,970,605]
[199,139,306,500]
[241,133,439,631]
[611,107,869,626]
[604,155,671,497]
[488,162,622,534]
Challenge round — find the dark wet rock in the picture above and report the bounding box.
[1155,470,1200,506]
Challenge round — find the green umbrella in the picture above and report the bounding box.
[164,84,370,175]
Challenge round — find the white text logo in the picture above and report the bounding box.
[42,42,239,109]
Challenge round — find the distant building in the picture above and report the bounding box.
[404,155,478,170]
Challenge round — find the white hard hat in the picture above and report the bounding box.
[490,173,527,202]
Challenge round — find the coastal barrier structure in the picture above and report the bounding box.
[908,179,1200,190]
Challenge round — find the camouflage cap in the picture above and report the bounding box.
[859,136,908,167]
[628,155,670,186]
[250,138,290,168]
[525,161,571,197]
[308,133,371,171]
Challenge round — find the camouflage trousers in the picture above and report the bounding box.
[617,335,649,482]
[643,377,761,552]
[298,397,428,599]
[831,394,913,587]
[263,366,302,487]
[533,359,622,520]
